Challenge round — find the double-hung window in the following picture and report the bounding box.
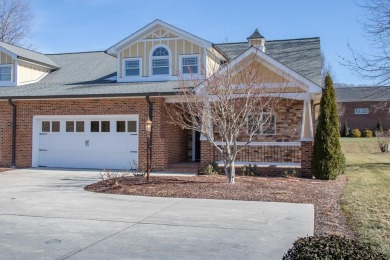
[124,59,141,77]
[248,113,276,135]
[151,47,169,75]
[181,56,199,74]
[354,108,369,114]
[0,65,11,81]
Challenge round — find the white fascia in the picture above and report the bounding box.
[107,19,212,55]
[0,46,17,60]
[199,47,322,94]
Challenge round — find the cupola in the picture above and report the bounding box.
[247,29,266,52]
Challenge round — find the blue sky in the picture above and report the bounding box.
[30,0,371,85]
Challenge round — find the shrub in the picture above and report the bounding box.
[375,130,390,153]
[283,235,387,260]
[312,75,345,180]
[282,169,301,178]
[204,162,219,175]
[351,128,361,137]
[363,129,373,138]
[239,164,260,176]
[343,121,350,137]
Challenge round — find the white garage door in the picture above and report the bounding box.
[33,115,138,170]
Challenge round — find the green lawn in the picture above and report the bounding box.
[340,137,390,256]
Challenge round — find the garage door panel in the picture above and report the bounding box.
[39,151,136,170]
[35,116,139,170]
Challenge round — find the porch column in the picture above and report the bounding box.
[200,140,214,167]
[300,100,314,178]
[301,141,313,178]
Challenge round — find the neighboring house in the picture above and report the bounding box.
[336,86,390,132]
[0,20,322,177]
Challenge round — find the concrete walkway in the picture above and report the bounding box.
[0,168,314,260]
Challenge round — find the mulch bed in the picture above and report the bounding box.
[0,168,12,173]
[85,174,354,238]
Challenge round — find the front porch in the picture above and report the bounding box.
[200,140,313,177]
[161,140,313,177]
[160,98,315,177]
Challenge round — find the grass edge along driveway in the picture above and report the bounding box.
[341,138,390,257]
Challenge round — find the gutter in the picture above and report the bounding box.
[146,96,153,169]
[7,99,16,167]
[17,56,60,70]
[0,92,178,101]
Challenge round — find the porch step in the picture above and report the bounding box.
[163,162,201,174]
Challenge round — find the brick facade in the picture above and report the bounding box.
[0,98,314,177]
[200,140,214,166]
[0,97,187,170]
[300,141,313,178]
[228,100,304,142]
[198,100,315,177]
[215,145,301,164]
[161,108,188,166]
[339,101,390,132]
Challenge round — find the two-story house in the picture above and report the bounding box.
[0,20,322,177]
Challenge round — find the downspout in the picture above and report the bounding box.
[146,96,153,168]
[8,99,16,167]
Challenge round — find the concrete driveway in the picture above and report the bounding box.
[0,168,314,260]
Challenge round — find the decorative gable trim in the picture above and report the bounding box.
[214,46,323,94]
[144,28,178,40]
[107,19,212,55]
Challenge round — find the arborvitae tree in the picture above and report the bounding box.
[312,74,346,180]
[343,121,350,137]
[377,118,383,133]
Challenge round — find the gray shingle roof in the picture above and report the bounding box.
[215,37,322,86]
[0,51,178,99]
[0,37,322,99]
[335,86,390,102]
[0,42,59,68]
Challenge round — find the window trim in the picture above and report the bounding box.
[247,113,276,135]
[354,108,369,115]
[179,54,200,75]
[150,44,171,77]
[123,57,142,78]
[0,64,12,83]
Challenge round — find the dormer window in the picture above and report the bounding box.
[151,46,170,75]
[180,55,199,74]
[0,65,12,81]
[124,58,141,77]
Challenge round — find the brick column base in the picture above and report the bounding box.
[301,141,314,178]
[200,141,214,167]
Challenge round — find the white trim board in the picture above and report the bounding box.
[107,19,212,54]
[196,47,323,94]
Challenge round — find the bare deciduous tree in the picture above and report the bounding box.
[166,53,296,183]
[343,0,390,85]
[0,0,32,46]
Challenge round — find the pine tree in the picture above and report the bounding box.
[312,74,346,180]
[377,118,383,133]
[343,121,350,137]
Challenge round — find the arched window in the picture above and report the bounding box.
[151,47,169,75]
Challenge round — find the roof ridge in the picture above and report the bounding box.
[336,86,390,89]
[45,50,106,55]
[215,37,320,46]
[0,41,47,56]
